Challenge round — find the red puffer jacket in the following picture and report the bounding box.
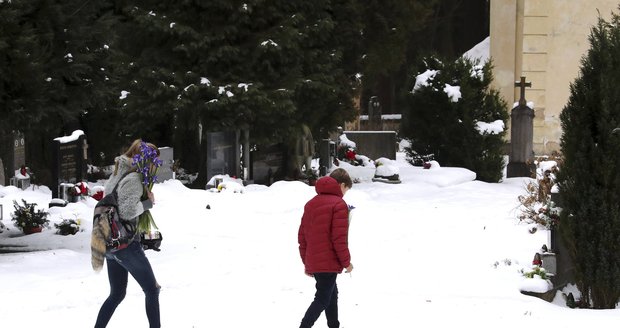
[298,176,351,274]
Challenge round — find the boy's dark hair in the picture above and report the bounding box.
[329,168,352,189]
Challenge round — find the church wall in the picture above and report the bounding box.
[490,0,518,115]
[491,0,618,155]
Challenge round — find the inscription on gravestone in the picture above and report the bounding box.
[58,143,79,183]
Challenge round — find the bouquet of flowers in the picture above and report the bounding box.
[132,142,163,233]
[54,217,81,235]
[68,181,89,199]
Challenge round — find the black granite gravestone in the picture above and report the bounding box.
[51,131,87,198]
[206,131,240,183]
[250,143,285,186]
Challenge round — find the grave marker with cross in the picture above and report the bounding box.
[516,76,532,107]
[507,76,536,178]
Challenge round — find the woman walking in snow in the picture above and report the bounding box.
[94,139,160,328]
[298,168,354,328]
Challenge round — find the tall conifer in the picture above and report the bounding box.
[0,0,119,182]
[111,1,362,182]
[557,12,620,309]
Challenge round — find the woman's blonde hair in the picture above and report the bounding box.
[113,139,159,175]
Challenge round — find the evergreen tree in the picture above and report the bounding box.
[358,0,490,116]
[401,56,508,182]
[110,0,303,180]
[557,13,620,309]
[291,0,361,138]
[111,1,362,183]
[360,0,436,114]
[0,0,120,183]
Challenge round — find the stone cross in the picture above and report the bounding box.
[515,76,532,107]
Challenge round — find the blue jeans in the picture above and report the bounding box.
[95,241,160,328]
[300,272,340,328]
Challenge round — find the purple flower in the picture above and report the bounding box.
[131,141,162,190]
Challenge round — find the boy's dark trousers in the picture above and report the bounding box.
[300,272,340,328]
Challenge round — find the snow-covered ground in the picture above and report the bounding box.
[0,152,618,327]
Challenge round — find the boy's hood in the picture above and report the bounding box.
[315,176,343,197]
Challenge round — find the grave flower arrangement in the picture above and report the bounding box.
[11,199,50,233]
[337,134,363,166]
[521,265,549,280]
[54,217,81,235]
[68,182,89,199]
[132,142,163,233]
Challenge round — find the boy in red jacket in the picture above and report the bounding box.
[298,168,354,328]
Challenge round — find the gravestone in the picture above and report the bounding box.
[240,129,251,181]
[157,147,174,182]
[287,124,315,179]
[3,132,29,189]
[0,132,26,185]
[342,131,397,161]
[0,159,4,186]
[250,143,285,186]
[205,131,240,183]
[507,76,536,177]
[318,139,336,176]
[51,130,88,199]
[0,135,9,185]
[368,96,382,131]
[548,191,575,289]
[12,132,26,175]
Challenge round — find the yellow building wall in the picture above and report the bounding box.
[491,0,618,154]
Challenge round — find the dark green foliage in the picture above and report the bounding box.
[557,12,620,309]
[359,0,437,114]
[358,0,489,115]
[0,0,118,129]
[0,0,121,183]
[1,0,491,185]
[107,0,361,182]
[401,56,508,182]
[11,199,50,231]
[55,218,81,235]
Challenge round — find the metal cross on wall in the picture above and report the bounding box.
[514,76,532,107]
